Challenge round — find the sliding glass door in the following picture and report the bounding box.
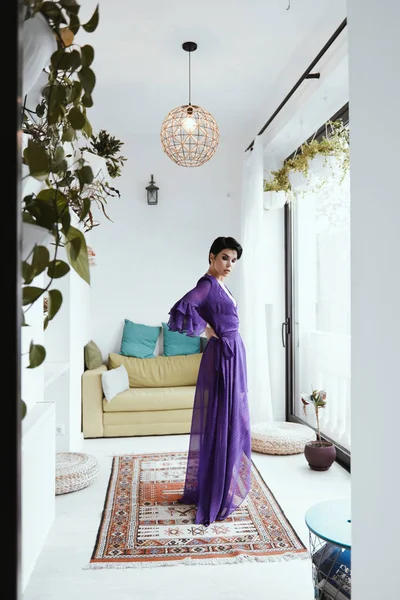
[285,114,351,468]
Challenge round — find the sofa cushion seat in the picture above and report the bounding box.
[102,385,196,412]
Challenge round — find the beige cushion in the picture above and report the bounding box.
[55,452,99,495]
[103,385,196,412]
[103,409,193,437]
[84,340,103,370]
[108,352,201,388]
[251,422,316,455]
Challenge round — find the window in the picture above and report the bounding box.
[285,105,351,471]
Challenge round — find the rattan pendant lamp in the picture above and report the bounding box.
[160,41,220,167]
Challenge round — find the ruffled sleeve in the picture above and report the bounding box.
[167,276,211,337]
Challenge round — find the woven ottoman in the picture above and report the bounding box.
[251,421,316,455]
[56,452,99,495]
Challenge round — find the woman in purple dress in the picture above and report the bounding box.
[168,236,251,527]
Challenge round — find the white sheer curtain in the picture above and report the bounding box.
[239,137,274,425]
[293,158,351,449]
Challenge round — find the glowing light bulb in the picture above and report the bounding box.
[182,117,197,134]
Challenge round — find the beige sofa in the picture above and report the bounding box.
[82,351,202,438]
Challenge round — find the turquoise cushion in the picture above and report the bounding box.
[162,322,201,357]
[120,319,160,358]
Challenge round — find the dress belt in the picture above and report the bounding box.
[213,332,238,369]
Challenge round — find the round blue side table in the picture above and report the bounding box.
[305,498,351,599]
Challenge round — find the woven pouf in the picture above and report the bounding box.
[55,452,99,495]
[251,421,316,455]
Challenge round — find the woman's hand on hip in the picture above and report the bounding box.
[205,324,219,339]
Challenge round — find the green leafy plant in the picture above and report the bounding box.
[20,1,127,416]
[301,388,327,443]
[263,119,350,194]
[83,129,127,178]
[263,168,291,193]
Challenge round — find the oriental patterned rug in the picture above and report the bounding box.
[87,452,308,569]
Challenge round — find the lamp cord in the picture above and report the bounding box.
[188,51,191,105]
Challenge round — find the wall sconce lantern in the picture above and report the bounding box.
[146,174,159,205]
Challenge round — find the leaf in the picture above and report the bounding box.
[68,13,80,35]
[36,103,45,118]
[82,116,93,138]
[42,2,62,21]
[81,92,93,108]
[68,232,82,260]
[53,146,66,167]
[62,126,76,142]
[28,342,46,368]
[80,197,91,221]
[47,84,66,126]
[24,140,49,180]
[22,210,36,224]
[37,188,68,217]
[60,210,71,232]
[47,259,70,279]
[68,49,82,72]
[51,48,65,69]
[82,4,99,32]
[68,106,86,130]
[21,399,27,420]
[47,289,63,322]
[22,286,44,306]
[64,226,90,285]
[81,45,94,67]
[31,245,50,277]
[77,165,94,189]
[22,261,35,285]
[55,159,68,175]
[57,51,73,71]
[70,80,82,103]
[78,67,96,94]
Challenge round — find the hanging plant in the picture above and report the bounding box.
[263,119,350,196]
[21,1,127,388]
[263,170,291,209]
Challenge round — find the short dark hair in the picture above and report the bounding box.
[208,236,243,264]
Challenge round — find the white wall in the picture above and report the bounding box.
[20,226,91,591]
[68,260,92,449]
[89,135,245,357]
[21,402,55,593]
[347,1,399,598]
[44,239,92,452]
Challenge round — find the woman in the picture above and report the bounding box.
[167,236,251,527]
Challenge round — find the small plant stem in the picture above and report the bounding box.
[315,407,321,442]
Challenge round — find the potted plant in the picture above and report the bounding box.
[301,388,336,471]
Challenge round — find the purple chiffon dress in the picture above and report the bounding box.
[168,273,251,526]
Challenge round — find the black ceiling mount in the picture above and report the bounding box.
[182,41,197,53]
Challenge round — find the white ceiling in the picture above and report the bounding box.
[79,0,347,141]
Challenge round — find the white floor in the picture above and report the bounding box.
[23,435,351,600]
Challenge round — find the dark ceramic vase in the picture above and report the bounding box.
[304,440,336,471]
